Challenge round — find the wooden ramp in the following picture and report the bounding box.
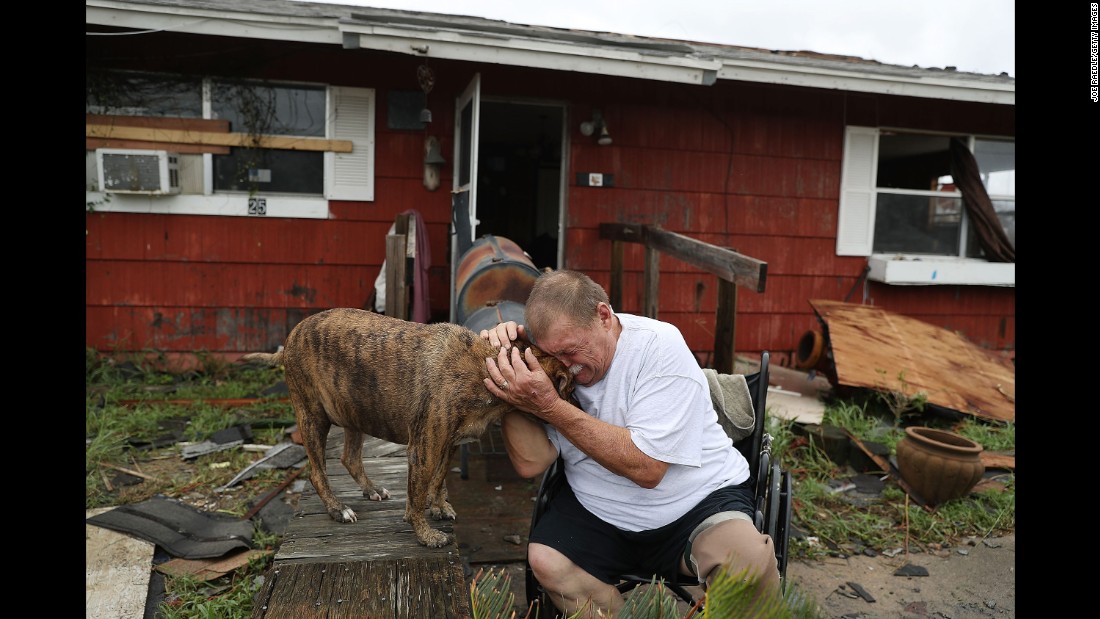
[251,430,472,618]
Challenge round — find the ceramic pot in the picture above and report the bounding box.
[896,426,984,505]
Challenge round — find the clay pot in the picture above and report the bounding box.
[896,426,985,505]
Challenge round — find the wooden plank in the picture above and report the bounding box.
[86,114,231,132]
[810,299,1015,422]
[86,137,231,154]
[598,223,767,292]
[86,124,354,153]
[252,558,471,618]
[980,452,1015,471]
[258,422,473,617]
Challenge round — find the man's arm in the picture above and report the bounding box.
[487,345,669,488]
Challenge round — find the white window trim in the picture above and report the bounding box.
[85,82,375,219]
[837,126,1014,287]
[867,254,1014,286]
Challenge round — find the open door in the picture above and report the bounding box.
[450,73,481,322]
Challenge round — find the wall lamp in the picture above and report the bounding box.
[423,135,446,191]
[579,110,612,146]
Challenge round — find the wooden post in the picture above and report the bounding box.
[713,278,738,374]
[643,246,660,319]
[609,240,623,310]
[385,234,408,319]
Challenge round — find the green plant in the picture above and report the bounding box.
[872,369,928,424]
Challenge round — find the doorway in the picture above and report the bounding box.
[473,100,564,271]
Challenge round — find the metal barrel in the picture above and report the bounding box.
[454,235,542,327]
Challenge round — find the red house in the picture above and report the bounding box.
[85,0,1015,371]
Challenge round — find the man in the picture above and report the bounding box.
[481,269,779,615]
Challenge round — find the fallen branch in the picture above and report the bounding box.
[100,461,160,482]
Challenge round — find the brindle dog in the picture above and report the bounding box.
[242,307,575,548]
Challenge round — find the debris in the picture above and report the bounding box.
[894,564,930,577]
[86,495,254,559]
[99,461,160,482]
[181,439,243,460]
[882,547,904,557]
[828,482,856,494]
[218,442,306,490]
[503,534,522,545]
[846,581,876,603]
[155,549,273,581]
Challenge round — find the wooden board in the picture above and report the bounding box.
[251,558,470,619]
[809,300,1015,422]
[258,427,471,617]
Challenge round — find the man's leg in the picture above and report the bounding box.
[683,518,780,592]
[529,543,625,615]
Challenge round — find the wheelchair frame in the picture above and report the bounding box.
[524,351,792,615]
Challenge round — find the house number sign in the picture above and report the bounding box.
[248,197,267,216]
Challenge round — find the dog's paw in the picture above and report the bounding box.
[329,506,358,523]
[430,502,457,521]
[365,487,391,501]
[419,529,451,548]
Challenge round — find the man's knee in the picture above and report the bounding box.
[689,518,779,590]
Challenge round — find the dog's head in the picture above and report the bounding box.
[523,344,577,404]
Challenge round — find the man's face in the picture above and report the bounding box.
[535,306,615,387]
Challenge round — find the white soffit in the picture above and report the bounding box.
[85,5,343,45]
[339,25,721,86]
[717,62,1014,105]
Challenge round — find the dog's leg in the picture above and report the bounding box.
[296,398,358,524]
[404,440,451,547]
[428,446,457,521]
[342,428,390,501]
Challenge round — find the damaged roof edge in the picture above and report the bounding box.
[86,0,1012,102]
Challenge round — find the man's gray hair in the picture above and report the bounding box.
[524,270,610,344]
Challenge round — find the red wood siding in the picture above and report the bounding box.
[86,30,1014,370]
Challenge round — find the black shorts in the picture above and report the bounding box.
[528,477,756,585]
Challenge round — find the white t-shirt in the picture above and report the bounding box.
[546,313,750,531]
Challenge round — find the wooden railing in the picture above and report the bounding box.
[599,223,767,374]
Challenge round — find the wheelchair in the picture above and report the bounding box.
[524,351,792,615]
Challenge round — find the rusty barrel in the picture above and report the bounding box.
[455,235,542,327]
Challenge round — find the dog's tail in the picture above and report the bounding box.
[240,351,284,366]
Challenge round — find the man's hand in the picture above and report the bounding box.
[484,346,561,419]
[479,321,526,351]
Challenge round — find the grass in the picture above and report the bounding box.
[86,347,294,616]
[769,390,1015,562]
[86,347,1015,617]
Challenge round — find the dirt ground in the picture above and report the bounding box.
[784,532,1015,618]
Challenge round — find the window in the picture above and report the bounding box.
[211,80,327,195]
[837,127,1015,286]
[85,70,375,217]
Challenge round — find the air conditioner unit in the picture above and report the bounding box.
[96,148,181,195]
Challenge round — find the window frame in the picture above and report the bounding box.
[86,71,375,219]
[837,126,1014,287]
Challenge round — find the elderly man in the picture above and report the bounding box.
[481,269,779,615]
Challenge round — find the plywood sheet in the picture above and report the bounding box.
[809,300,1014,422]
